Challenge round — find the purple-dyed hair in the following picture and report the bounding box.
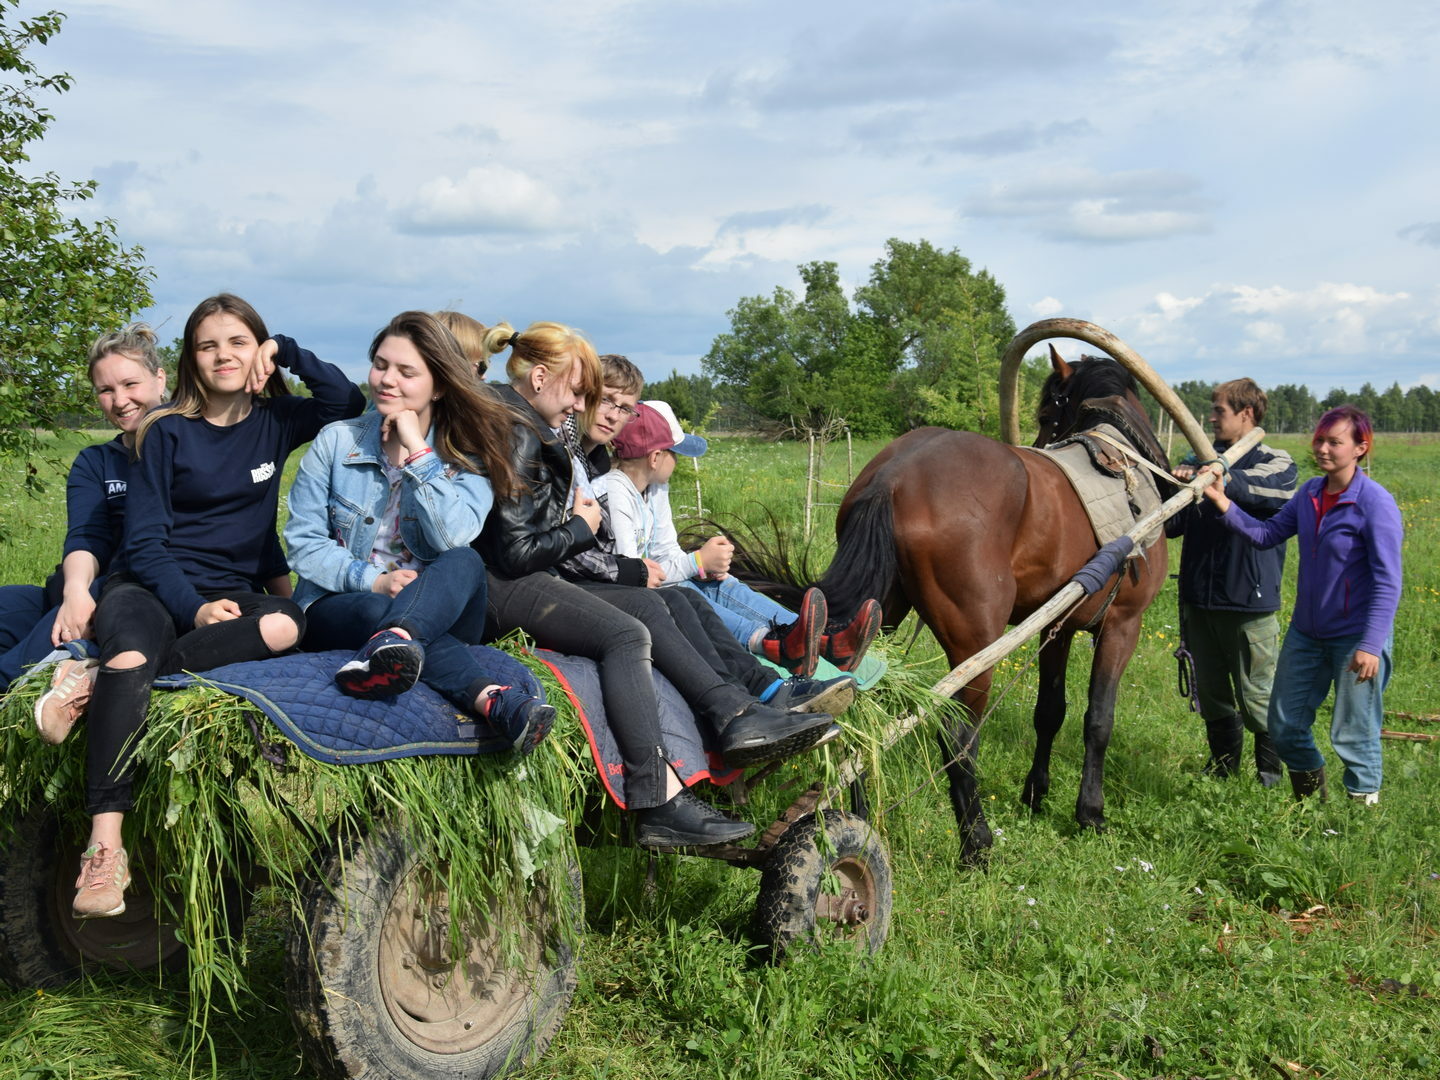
[1313,404,1373,458]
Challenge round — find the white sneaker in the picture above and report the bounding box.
[1348,791,1380,806]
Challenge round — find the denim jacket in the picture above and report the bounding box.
[285,411,495,610]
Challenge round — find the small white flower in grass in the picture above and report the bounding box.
[993,827,1005,837]
[1027,897,1037,906]
[1162,904,1171,911]
[1138,860,1154,873]
[1324,829,1339,836]
[1115,865,1128,872]
[1194,887,1205,895]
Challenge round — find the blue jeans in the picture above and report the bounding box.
[303,547,491,711]
[0,584,54,688]
[1268,628,1391,794]
[677,575,794,650]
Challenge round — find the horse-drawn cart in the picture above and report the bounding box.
[0,635,921,1079]
[0,319,1234,1079]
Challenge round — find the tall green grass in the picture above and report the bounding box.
[0,431,1436,1079]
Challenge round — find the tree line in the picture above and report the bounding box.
[652,250,1440,439]
[1171,379,1440,435]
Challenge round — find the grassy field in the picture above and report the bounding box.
[1,429,1437,1079]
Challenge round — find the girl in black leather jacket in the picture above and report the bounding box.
[474,321,833,848]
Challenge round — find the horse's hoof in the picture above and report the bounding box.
[959,846,991,872]
[1021,778,1049,814]
[958,820,994,870]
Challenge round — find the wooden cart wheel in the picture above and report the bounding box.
[0,802,210,986]
[753,810,892,961]
[287,820,581,1080]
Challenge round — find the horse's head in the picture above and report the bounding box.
[1032,346,1169,472]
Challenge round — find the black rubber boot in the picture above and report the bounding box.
[1202,716,1244,778]
[1254,731,1283,788]
[1288,766,1328,801]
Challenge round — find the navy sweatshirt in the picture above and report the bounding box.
[61,435,130,569]
[119,335,363,626]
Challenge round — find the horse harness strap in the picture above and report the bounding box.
[1082,428,1182,491]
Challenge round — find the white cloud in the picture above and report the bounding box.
[18,0,1438,393]
[967,169,1213,244]
[394,166,568,236]
[1113,281,1439,390]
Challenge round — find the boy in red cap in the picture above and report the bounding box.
[605,401,880,676]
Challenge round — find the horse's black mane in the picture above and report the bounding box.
[1045,355,1170,475]
[1040,354,1139,403]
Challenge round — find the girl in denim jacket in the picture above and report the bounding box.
[285,311,553,754]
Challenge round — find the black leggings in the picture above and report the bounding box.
[85,575,304,815]
[653,586,778,699]
[485,571,760,808]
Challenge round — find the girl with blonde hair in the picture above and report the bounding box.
[474,321,833,848]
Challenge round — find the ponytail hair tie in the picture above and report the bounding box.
[507,330,521,349]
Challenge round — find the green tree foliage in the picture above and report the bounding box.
[1263,383,1319,434]
[703,239,1011,438]
[854,238,1016,433]
[703,260,902,436]
[642,370,720,427]
[1170,379,1215,429]
[1,1,153,479]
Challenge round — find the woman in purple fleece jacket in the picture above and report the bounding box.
[1202,405,1403,802]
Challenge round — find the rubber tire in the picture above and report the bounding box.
[753,810,893,961]
[286,821,582,1080]
[0,803,191,987]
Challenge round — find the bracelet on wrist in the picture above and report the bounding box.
[404,446,433,465]
[693,551,706,580]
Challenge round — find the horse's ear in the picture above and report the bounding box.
[1048,343,1072,381]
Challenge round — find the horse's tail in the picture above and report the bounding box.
[693,509,814,611]
[813,489,905,627]
[702,487,907,629]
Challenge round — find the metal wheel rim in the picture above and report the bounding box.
[48,844,187,969]
[813,854,876,946]
[377,865,544,1055]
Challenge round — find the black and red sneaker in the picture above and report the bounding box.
[820,598,882,672]
[335,629,424,698]
[759,587,826,678]
[483,686,556,756]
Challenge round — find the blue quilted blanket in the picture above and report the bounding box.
[134,644,737,810]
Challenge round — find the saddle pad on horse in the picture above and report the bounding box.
[1021,423,1164,548]
[148,646,738,809]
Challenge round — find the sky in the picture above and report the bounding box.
[13,0,1440,393]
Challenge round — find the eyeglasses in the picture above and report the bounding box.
[599,397,638,419]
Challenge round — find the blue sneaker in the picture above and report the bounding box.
[335,629,424,698]
[767,674,857,716]
[484,686,556,756]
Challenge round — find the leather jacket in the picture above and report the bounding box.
[475,385,596,578]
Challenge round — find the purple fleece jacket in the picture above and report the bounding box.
[1219,470,1403,656]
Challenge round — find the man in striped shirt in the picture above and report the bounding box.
[1169,379,1298,785]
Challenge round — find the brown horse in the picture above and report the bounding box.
[758,351,1172,865]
